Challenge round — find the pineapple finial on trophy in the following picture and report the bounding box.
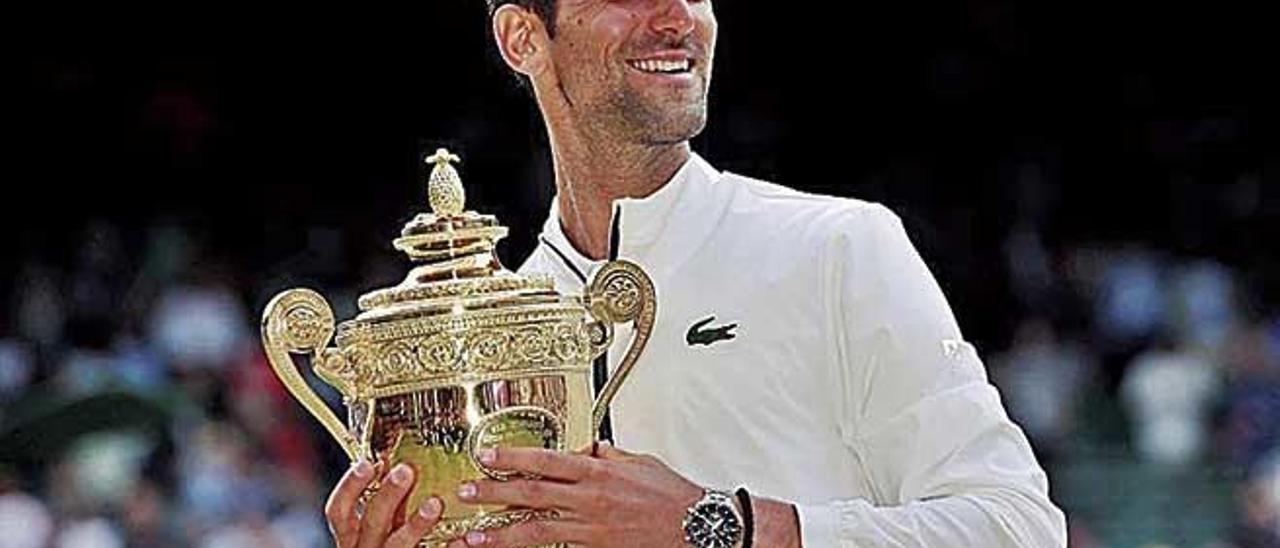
[426,148,465,216]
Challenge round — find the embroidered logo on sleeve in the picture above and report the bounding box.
[942,339,977,359]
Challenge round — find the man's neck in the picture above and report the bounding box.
[547,126,690,261]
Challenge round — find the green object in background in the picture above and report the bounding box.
[0,388,174,470]
[1054,388,1235,547]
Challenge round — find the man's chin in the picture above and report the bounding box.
[640,122,705,146]
[637,108,708,145]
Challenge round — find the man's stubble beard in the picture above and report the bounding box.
[576,75,710,147]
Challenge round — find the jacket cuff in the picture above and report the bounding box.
[795,502,842,547]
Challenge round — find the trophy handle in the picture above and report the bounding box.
[585,260,656,437]
[261,289,359,460]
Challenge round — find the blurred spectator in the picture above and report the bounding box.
[993,317,1092,460]
[148,277,249,374]
[56,516,125,548]
[1268,318,1280,364]
[0,470,53,548]
[1220,323,1280,471]
[12,261,66,349]
[228,351,322,476]
[1168,259,1239,353]
[269,468,330,548]
[1230,451,1280,547]
[1004,223,1056,311]
[61,431,152,510]
[1096,247,1167,348]
[111,335,169,394]
[120,480,180,547]
[200,514,289,548]
[1067,519,1103,548]
[177,421,275,534]
[0,337,34,402]
[1121,331,1220,465]
[55,343,123,397]
[66,222,128,347]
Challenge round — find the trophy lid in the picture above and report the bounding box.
[348,149,560,325]
[267,147,652,408]
[305,148,602,401]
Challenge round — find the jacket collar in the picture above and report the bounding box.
[537,153,724,284]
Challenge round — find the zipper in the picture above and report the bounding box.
[594,204,622,442]
[537,205,622,442]
[539,236,587,284]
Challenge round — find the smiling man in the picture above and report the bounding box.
[322,1,1068,547]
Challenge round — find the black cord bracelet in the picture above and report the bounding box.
[734,487,755,548]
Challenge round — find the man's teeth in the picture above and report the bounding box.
[630,59,691,73]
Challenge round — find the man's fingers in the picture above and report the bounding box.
[593,440,635,460]
[571,442,595,456]
[457,478,580,509]
[475,447,594,481]
[325,459,375,548]
[461,520,592,547]
[384,497,444,548]
[356,463,417,548]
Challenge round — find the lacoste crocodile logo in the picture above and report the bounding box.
[686,316,738,347]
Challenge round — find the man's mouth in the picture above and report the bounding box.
[626,57,694,75]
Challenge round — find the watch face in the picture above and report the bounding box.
[685,502,743,548]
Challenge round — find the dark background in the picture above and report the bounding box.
[5,3,1279,547]
[13,4,1279,341]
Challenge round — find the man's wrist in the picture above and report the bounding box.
[752,496,803,548]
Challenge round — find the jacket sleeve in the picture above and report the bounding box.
[796,203,1066,547]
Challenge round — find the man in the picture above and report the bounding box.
[324,1,1068,546]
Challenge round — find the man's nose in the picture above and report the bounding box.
[650,0,697,40]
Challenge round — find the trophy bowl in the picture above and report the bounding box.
[260,149,656,546]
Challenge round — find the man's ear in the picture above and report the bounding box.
[493,4,553,80]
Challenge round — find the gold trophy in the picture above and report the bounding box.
[261,149,656,546]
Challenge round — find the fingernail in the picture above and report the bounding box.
[390,464,413,486]
[352,460,372,479]
[476,448,496,464]
[466,531,487,545]
[419,497,442,519]
[457,482,477,499]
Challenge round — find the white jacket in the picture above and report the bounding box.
[518,153,1067,547]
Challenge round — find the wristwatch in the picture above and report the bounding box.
[682,489,745,548]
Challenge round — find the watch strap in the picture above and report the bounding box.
[734,487,754,548]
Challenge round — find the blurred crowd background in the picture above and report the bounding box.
[5,3,1279,547]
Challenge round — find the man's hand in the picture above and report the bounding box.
[454,443,703,547]
[326,460,446,548]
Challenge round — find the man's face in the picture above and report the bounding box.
[546,0,717,145]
